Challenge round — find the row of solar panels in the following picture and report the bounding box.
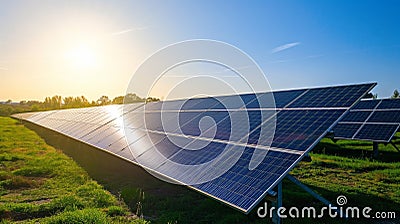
[333,98,400,142]
[14,83,376,213]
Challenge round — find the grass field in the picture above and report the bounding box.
[1,116,399,223]
[0,117,146,223]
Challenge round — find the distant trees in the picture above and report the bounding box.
[124,93,144,103]
[97,96,111,105]
[0,93,160,116]
[146,97,160,103]
[112,96,124,104]
[392,89,399,99]
[63,96,90,108]
[363,92,378,99]
[44,96,62,109]
[111,93,160,104]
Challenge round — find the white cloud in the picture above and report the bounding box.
[271,42,300,54]
[111,27,147,36]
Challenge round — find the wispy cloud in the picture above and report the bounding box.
[271,42,300,54]
[0,67,9,71]
[111,27,147,36]
[268,59,291,64]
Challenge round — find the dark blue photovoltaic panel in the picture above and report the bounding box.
[272,89,306,108]
[340,111,371,122]
[178,111,230,138]
[234,93,267,109]
[332,123,362,138]
[146,132,183,159]
[352,100,380,109]
[333,98,400,141]
[270,110,344,151]
[288,84,372,108]
[243,89,305,108]
[15,83,376,214]
[377,99,400,109]
[354,124,399,142]
[193,149,300,210]
[167,140,226,165]
[367,111,400,123]
[181,97,225,110]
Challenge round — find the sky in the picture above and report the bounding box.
[0,0,399,102]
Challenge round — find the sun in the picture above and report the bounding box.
[65,43,97,69]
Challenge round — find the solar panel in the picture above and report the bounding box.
[333,98,400,142]
[353,124,399,142]
[15,83,375,213]
[368,111,400,123]
[332,123,362,139]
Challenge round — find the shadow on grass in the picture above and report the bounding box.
[281,178,400,224]
[314,139,400,163]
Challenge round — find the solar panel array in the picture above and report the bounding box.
[15,83,375,213]
[333,98,400,142]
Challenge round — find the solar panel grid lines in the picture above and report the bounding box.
[352,99,380,110]
[368,110,400,123]
[244,83,378,213]
[350,99,383,139]
[377,98,400,109]
[287,84,374,108]
[352,123,400,142]
[124,82,372,212]
[333,97,400,142]
[17,82,377,213]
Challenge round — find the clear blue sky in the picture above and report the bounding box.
[0,0,399,101]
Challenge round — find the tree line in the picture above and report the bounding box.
[0,93,159,116]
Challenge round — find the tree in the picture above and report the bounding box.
[124,93,145,103]
[146,97,160,102]
[63,96,74,107]
[5,99,12,104]
[392,89,399,99]
[97,96,111,105]
[112,96,124,104]
[363,93,378,99]
[63,96,90,108]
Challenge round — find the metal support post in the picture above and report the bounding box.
[390,141,400,152]
[272,181,282,224]
[372,142,379,158]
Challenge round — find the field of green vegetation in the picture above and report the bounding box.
[0,117,146,223]
[1,116,399,223]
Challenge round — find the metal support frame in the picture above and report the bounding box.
[390,141,400,152]
[270,175,343,224]
[372,141,379,158]
[287,175,345,218]
[271,182,283,224]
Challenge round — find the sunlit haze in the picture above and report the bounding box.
[1,1,399,102]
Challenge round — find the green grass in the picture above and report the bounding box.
[0,117,146,223]
[1,116,399,223]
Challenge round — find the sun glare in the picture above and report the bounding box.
[65,43,97,69]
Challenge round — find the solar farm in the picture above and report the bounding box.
[10,82,400,223]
